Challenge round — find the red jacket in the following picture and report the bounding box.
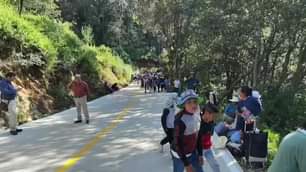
[69,80,89,97]
[172,111,198,166]
[201,133,212,149]
[197,121,215,156]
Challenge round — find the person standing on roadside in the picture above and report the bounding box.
[197,103,220,172]
[68,74,90,124]
[0,72,23,135]
[171,90,204,172]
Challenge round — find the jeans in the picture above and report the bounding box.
[74,96,89,121]
[228,130,241,143]
[172,151,203,172]
[7,99,17,131]
[215,122,241,143]
[203,149,220,172]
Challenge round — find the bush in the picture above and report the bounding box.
[260,88,306,166]
[77,45,132,86]
[25,15,83,66]
[260,88,306,136]
[47,82,73,110]
[264,129,281,165]
[0,2,57,70]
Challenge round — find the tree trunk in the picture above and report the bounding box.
[19,0,24,15]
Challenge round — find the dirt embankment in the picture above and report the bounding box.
[0,38,119,128]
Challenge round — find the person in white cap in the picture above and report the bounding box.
[68,74,90,124]
[214,96,240,143]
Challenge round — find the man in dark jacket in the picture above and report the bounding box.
[0,72,23,135]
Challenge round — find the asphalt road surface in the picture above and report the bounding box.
[0,84,241,172]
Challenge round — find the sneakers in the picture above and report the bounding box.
[10,130,18,135]
[10,128,23,135]
[74,120,82,124]
[74,120,90,124]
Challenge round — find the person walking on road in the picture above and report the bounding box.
[197,103,220,172]
[171,90,203,172]
[174,79,181,95]
[0,72,23,135]
[68,74,90,124]
[160,96,177,152]
[186,75,200,93]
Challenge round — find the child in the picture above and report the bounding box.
[171,90,203,172]
[197,103,220,172]
[160,96,176,152]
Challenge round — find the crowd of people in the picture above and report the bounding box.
[134,72,171,93]
[158,81,266,172]
[158,79,306,172]
[160,89,221,172]
[134,72,201,96]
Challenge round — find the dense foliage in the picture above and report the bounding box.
[0,0,132,122]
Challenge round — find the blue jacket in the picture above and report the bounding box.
[236,96,262,130]
[238,96,262,116]
[0,79,17,100]
[186,78,199,90]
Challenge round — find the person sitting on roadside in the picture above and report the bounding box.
[111,83,119,92]
[215,86,262,144]
[0,72,23,135]
[215,96,240,143]
[236,86,262,131]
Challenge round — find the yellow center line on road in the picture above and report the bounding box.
[55,99,135,172]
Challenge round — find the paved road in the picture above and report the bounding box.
[0,84,241,172]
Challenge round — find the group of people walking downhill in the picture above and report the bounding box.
[160,88,221,172]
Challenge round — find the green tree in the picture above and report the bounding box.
[81,25,94,46]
